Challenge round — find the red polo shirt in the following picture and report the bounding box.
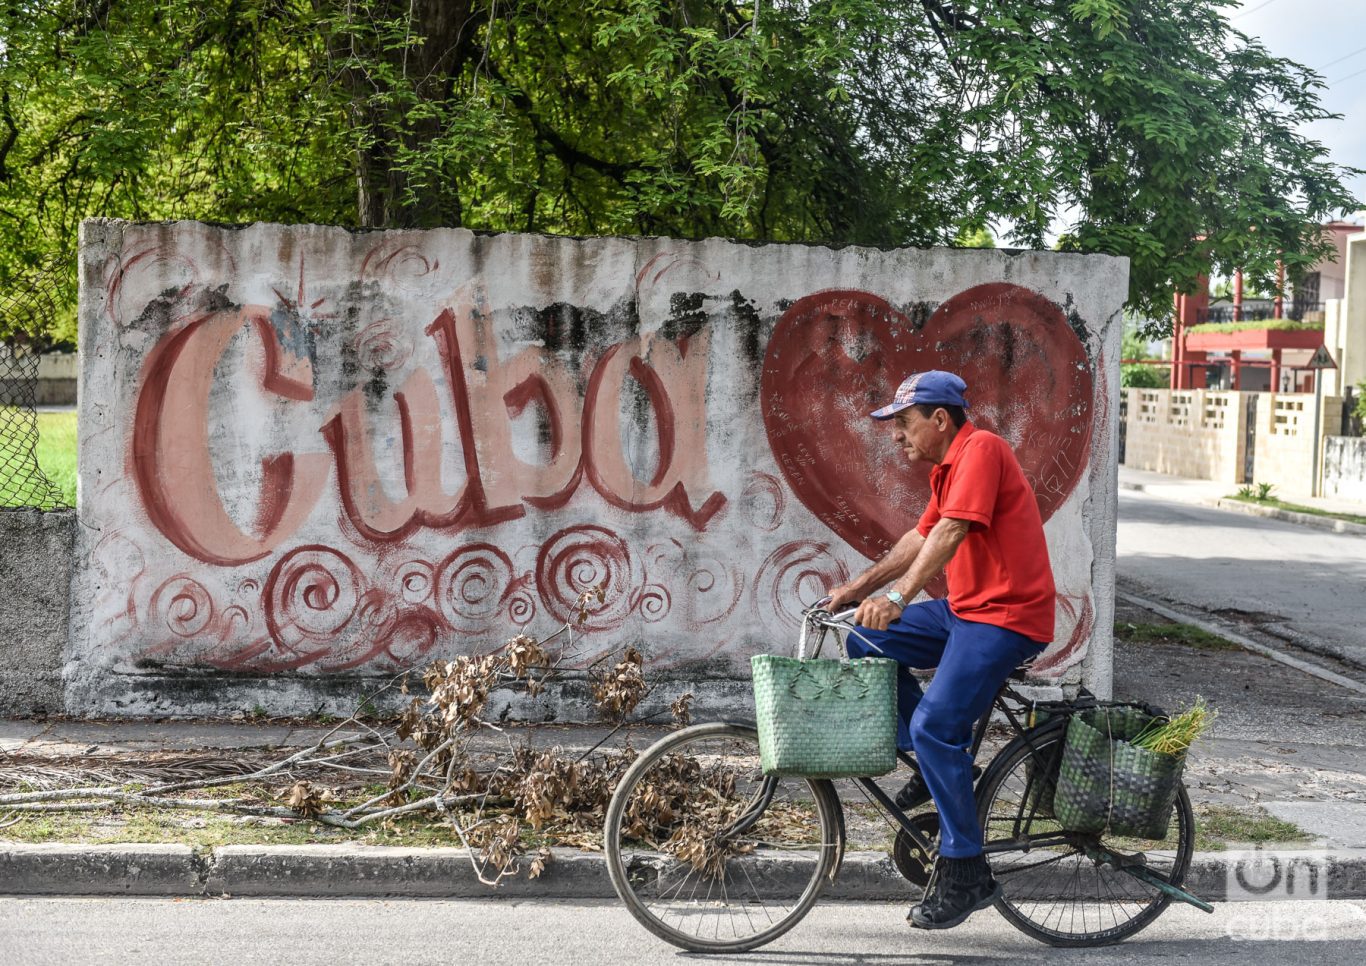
[916,422,1056,643]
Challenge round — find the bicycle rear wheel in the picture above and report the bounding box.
[603,722,845,953]
[976,718,1195,947]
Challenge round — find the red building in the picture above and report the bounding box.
[1170,221,1357,391]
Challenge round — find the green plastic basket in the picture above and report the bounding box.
[751,654,897,779]
[1052,706,1185,840]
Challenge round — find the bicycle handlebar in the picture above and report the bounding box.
[802,596,860,627]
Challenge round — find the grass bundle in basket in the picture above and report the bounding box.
[1130,697,1216,757]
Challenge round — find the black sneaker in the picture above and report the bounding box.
[894,765,982,811]
[908,856,1002,930]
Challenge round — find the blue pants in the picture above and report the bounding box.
[844,599,1045,858]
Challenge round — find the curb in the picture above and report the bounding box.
[3,844,1365,901]
[1120,479,1366,536]
[1213,497,1366,536]
[1115,588,1366,695]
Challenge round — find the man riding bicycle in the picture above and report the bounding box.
[826,369,1055,930]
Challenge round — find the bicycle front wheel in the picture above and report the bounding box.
[603,722,845,953]
[976,718,1196,947]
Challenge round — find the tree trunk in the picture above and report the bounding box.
[326,0,483,228]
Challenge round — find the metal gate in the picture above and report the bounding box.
[1243,392,1258,484]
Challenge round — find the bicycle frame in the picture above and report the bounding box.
[779,604,1212,914]
[849,681,1047,856]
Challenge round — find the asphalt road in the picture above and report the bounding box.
[2,897,1364,965]
[1116,489,1366,674]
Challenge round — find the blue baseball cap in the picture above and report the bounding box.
[870,370,969,420]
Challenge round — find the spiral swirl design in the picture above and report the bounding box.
[360,242,445,297]
[353,319,413,371]
[395,559,436,605]
[219,604,251,638]
[643,541,742,629]
[752,541,851,630]
[535,525,635,631]
[634,584,672,624]
[741,472,787,532]
[436,543,518,633]
[356,588,391,629]
[107,246,201,326]
[683,556,743,627]
[378,613,441,666]
[149,576,215,638]
[505,583,537,627]
[264,546,363,648]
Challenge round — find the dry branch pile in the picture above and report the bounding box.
[0,585,697,884]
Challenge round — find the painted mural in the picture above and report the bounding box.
[70,220,1126,713]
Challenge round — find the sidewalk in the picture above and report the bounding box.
[1118,465,1366,534]
[6,665,1366,900]
[5,593,1366,900]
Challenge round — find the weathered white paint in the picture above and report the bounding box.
[1323,436,1366,504]
[69,220,1126,715]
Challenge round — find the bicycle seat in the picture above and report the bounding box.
[1006,660,1044,682]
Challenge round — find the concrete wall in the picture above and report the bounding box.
[1123,388,1346,499]
[68,219,1128,716]
[36,352,77,406]
[1323,233,1366,396]
[1318,224,1353,303]
[0,510,74,715]
[1323,437,1366,503]
[1122,389,1246,483]
[0,348,76,406]
[1255,394,1342,500]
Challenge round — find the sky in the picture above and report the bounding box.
[1232,0,1366,215]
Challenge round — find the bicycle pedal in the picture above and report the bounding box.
[1093,846,1149,871]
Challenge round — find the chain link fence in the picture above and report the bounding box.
[1,264,73,510]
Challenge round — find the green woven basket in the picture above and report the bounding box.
[1052,706,1185,840]
[751,654,897,779]
[1021,709,1061,820]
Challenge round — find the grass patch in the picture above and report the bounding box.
[1187,319,1323,334]
[1194,804,1315,851]
[36,410,77,504]
[0,807,485,849]
[0,791,1315,857]
[0,782,592,851]
[1115,621,1241,651]
[0,408,76,508]
[1226,493,1366,528]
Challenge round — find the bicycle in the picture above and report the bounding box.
[603,602,1211,952]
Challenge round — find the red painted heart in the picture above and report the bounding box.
[760,283,1093,562]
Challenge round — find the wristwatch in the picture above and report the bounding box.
[885,590,906,607]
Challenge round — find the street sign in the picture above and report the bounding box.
[1307,345,1338,370]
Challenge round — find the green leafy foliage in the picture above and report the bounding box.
[0,1,1358,339]
[1121,363,1168,388]
[1186,319,1324,334]
[1120,325,1167,387]
[955,225,996,248]
[1210,277,1275,301]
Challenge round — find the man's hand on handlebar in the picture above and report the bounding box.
[824,582,906,630]
[853,595,902,632]
[825,583,861,612]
